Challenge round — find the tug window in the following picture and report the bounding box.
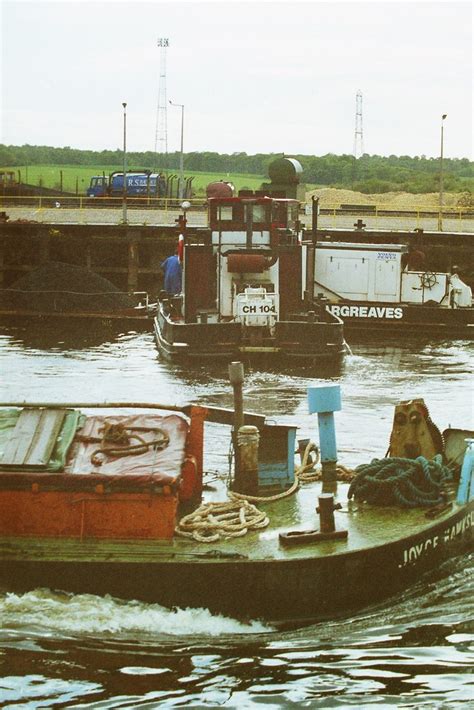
[288,204,299,229]
[218,206,234,221]
[272,203,288,227]
[244,203,269,224]
[252,204,267,223]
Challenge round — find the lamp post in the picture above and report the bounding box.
[438,113,447,231]
[122,101,127,224]
[169,100,184,198]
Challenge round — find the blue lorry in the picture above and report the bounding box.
[87,171,167,198]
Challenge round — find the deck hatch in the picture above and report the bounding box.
[0,408,67,469]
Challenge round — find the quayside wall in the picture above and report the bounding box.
[0,221,472,297]
[0,222,204,295]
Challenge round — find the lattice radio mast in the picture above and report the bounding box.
[154,38,169,167]
[353,90,364,159]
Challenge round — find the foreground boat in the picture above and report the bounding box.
[154,193,345,363]
[0,370,472,624]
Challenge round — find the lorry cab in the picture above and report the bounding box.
[87,176,109,197]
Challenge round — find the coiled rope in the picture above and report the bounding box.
[229,443,354,504]
[90,422,170,466]
[348,454,453,508]
[175,499,270,543]
[175,442,355,542]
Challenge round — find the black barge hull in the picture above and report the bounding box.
[325,301,473,338]
[0,308,153,330]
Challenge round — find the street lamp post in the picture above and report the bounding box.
[122,101,127,224]
[169,100,184,198]
[438,113,447,231]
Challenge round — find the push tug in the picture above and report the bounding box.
[154,193,344,362]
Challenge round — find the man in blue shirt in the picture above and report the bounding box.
[161,252,182,295]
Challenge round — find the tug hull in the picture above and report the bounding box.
[154,306,345,362]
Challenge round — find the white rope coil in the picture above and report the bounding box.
[175,442,355,543]
[175,499,270,543]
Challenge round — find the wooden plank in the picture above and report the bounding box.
[1,410,36,465]
[203,405,266,428]
[1,408,66,469]
[27,409,67,467]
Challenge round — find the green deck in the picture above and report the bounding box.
[0,480,461,565]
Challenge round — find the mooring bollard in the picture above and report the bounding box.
[279,491,347,546]
[237,425,260,495]
[307,385,341,491]
[317,493,342,533]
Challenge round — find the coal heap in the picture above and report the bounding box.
[1,262,136,313]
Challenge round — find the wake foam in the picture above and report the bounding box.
[0,588,271,636]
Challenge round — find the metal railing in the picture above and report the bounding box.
[0,194,208,211]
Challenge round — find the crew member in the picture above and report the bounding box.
[401,244,426,271]
[161,251,182,295]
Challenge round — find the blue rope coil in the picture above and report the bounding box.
[348,455,452,508]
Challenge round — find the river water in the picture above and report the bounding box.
[0,325,473,708]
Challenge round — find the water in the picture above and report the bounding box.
[0,325,473,708]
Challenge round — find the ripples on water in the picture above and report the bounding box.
[0,326,473,707]
[0,556,472,708]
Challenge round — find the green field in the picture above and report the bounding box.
[1,165,268,196]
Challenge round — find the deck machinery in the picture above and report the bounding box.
[303,240,473,335]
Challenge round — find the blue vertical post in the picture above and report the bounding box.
[308,385,341,490]
[457,438,474,505]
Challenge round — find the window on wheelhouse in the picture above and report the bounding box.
[271,201,288,228]
[288,203,299,230]
[217,205,234,221]
[242,202,270,227]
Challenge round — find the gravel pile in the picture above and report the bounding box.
[1,262,135,312]
[306,187,462,208]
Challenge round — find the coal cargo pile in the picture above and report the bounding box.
[1,262,136,313]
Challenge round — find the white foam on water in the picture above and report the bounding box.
[0,588,271,637]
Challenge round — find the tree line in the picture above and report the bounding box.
[0,143,472,194]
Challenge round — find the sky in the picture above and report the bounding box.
[1,0,472,159]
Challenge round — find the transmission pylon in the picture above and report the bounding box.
[353,90,364,159]
[154,38,169,169]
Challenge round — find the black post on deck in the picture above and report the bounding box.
[229,361,244,433]
[229,361,245,491]
[317,494,338,533]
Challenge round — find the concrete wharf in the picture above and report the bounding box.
[0,212,472,296]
